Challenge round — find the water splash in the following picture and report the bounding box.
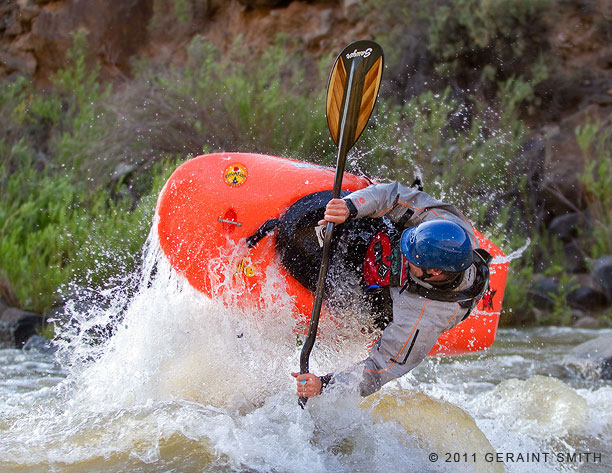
[491,238,530,265]
[49,219,374,416]
[52,228,296,411]
[2,219,610,472]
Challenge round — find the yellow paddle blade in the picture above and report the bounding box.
[326,40,384,148]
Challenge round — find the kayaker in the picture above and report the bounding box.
[292,181,491,398]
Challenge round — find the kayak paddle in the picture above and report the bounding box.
[298,40,383,407]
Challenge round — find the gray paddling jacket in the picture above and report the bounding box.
[324,181,483,397]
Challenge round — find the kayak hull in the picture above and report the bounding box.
[156,153,508,356]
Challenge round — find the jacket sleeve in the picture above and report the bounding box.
[343,182,421,220]
[361,294,470,396]
[325,293,469,397]
[344,181,476,248]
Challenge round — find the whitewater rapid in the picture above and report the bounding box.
[0,228,610,473]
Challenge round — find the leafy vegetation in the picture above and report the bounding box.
[0,33,175,314]
[576,118,612,258]
[358,84,530,228]
[425,0,554,88]
[1,3,610,328]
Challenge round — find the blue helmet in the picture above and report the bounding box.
[400,220,474,272]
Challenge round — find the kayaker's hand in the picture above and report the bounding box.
[291,372,322,398]
[318,198,349,225]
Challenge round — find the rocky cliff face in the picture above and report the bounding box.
[2,0,609,103]
[2,3,610,115]
[1,0,373,82]
[1,0,152,81]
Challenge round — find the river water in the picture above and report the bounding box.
[1,234,610,473]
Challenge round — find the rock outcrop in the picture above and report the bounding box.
[1,0,153,82]
[0,298,43,348]
[563,333,612,380]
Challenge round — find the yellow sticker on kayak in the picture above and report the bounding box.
[224,163,248,187]
[236,257,256,277]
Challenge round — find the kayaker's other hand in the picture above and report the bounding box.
[291,372,322,398]
[318,198,349,225]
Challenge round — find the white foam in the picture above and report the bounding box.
[1,224,611,472]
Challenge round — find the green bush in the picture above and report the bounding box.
[576,117,612,258]
[0,157,174,314]
[426,0,554,87]
[0,77,61,170]
[95,35,335,175]
[358,85,529,232]
[0,30,110,175]
[51,31,112,174]
[500,256,534,326]
[0,32,177,314]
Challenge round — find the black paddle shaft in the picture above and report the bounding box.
[298,41,383,407]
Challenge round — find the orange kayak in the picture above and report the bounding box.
[156,153,508,356]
